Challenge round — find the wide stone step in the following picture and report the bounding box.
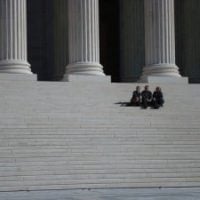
[0,128,199,134]
[1,140,200,147]
[1,170,200,179]
[1,164,200,174]
[1,138,200,145]
[0,177,200,192]
[1,172,200,182]
[1,146,200,153]
[1,158,200,166]
[2,158,200,166]
[1,151,200,158]
[1,146,200,157]
[1,132,200,137]
[1,182,200,192]
[1,123,199,128]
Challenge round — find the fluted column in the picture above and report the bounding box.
[0,0,32,74]
[64,0,105,78]
[141,0,181,80]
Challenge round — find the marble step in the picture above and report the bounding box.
[1,133,200,140]
[1,140,200,147]
[1,159,200,167]
[0,154,200,161]
[1,164,200,174]
[1,172,200,183]
[0,177,200,192]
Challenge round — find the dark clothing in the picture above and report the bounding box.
[141,90,152,100]
[130,91,141,106]
[141,90,152,108]
[152,91,164,109]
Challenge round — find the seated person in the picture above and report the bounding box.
[130,86,141,106]
[141,85,152,109]
[152,87,164,109]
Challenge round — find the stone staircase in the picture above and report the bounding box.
[0,75,200,191]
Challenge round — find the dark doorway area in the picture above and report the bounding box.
[99,0,120,82]
[175,0,200,83]
[27,0,55,81]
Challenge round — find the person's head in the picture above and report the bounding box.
[156,87,161,92]
[136,86,140,92]
[144,85,149,91]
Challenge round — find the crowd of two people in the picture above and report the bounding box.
[130,85,164,109]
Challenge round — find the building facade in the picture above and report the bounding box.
[0,0,200,82]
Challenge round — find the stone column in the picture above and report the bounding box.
[141,0,181,80]
[0,0,32,74]
[64,0,105,78]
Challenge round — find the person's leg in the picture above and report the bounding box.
[158,98,164,107]
[152,99,159,109]
[154,101,160,109]
[130,97,140,107]
[142,98,148,109]
[136,101,140,107]
[135,98,140,107]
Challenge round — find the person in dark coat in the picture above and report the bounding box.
[141,85,152,109]
[152,87,164,109]
[130,86,141,106]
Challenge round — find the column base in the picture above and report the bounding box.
[139,64,188,83]
[139,76,188,84]
[0,60,32,74]
[140,64,181,81]
[64,62,105,79]
[141,64,181,77]
[63,74,111,82]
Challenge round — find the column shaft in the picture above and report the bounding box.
[141,0,180,79]
[0,0,31,74]
[65,0,104,76]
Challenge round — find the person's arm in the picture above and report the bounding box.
[153,92,156,100]
[148,92,152,101]
[141,91,144,98]
[131,91,136,102]
[160,92,163,98]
